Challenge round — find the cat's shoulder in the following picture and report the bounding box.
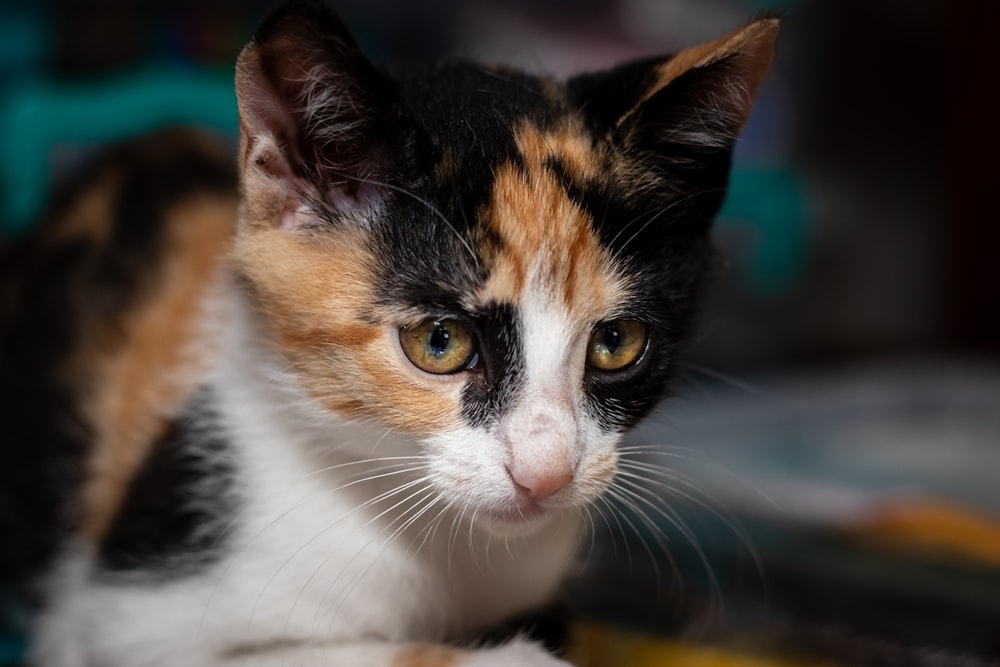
[0,128,239,586]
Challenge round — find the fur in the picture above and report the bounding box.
[0,2,778,665]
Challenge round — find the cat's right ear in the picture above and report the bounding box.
[235,0,405,231]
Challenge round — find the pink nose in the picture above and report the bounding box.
[508,465,574,501]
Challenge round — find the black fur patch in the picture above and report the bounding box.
[0,239,95,599]
[460,302,525,428]
[392,62,556,233]
[98,388,237,576]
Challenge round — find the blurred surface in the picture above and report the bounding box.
[1,0,998,664]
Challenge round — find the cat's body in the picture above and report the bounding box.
[1,2,777,665]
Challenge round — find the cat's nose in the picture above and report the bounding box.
[507,464,574,501]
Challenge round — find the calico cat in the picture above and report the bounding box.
[0,1,777,665]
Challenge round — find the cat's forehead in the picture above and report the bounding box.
[396,63,565,151]
[385,65,628,318]
[396,64,580,216]
[476,120,626,316]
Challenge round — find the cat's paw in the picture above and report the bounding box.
[463,639,570,667]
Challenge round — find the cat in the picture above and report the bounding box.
[0,1,777,665]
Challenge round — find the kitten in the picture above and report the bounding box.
[0,1,777,665]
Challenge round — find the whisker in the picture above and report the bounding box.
[200,457,427,635]
[253,473,434,630]
[596,494,633,567]
[304,455,429,478]
[310,479,439,631]
[613,477,716,603]
[609,187,726,252]
[410,500,454,556]
[326,490,443,631]
[677,361,804,407]
[576,506,600,573]
[283,474,446,637]
[335,175,479,268]
[587,496,621,559]
[617,461,766,594]
[615,446,775,624]
[447,501,471,584]
[619,445,784,517]
[467,508,483,575]
[369,427,396,455]
[603,486,669,592]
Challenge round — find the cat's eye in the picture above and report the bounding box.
[399,318,477,375]
[586,320,648,371]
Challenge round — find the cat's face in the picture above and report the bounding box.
[232,1,776,533]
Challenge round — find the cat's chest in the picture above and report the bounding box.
[210,388,580,641]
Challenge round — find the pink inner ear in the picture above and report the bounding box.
[280,203,312,232]
[236,39,390,232]
[332,180,384,215]
[275,179,386,232]
[252,142,294,181]
[236,46,299,164]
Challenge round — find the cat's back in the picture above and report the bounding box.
[0,128,239,592]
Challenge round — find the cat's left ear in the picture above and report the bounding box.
[234,0,412,231]
[621,15,777,145]
[570,15,778,217]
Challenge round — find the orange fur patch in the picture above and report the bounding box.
[81,193,237,542]
[481,121,626,320]
[234,223,464,435]
[391,644,469,667]
[48,168,121,246]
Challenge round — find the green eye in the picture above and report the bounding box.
[399,318,477,374]
[586,320,648,371]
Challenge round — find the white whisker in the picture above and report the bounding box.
[325,489,443,632]
[252,472,434,630]
[603,486,669,591]
[596,494,633,566]
[677,361,804,407]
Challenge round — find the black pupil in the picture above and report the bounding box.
[428,323,451,356]
[602,325,621,353]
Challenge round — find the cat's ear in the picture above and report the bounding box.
[570,16,778,218]
[235,0,406,230]
[618,16,778,152]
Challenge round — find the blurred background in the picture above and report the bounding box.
[1,0,998,665]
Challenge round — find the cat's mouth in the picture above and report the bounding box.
[477,495,580,533]
[483,502,546,525]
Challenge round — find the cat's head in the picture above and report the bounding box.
[233,0,777,534]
